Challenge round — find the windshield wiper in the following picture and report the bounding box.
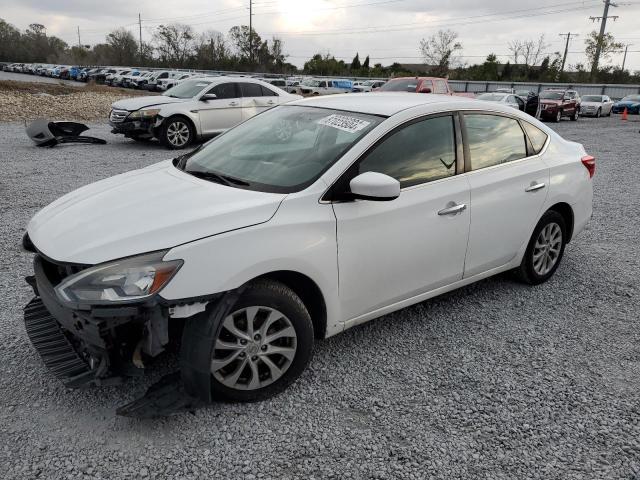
[186,170,250,186]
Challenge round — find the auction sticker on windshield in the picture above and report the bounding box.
[318,114,371,133]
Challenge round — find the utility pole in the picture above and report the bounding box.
[249,0,253,64]
[621,43,631,71]
[138,13,143,63]
[589,0,619,79]
[558,32,578,77]
[77,26,81,49]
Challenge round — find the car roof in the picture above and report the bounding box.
[291,92,485,116]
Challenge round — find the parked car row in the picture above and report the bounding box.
[478,87,639,122]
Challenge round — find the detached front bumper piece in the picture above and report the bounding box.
[24,297,93,385]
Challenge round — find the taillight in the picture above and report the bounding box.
[581,155,595,178]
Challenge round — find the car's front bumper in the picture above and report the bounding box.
[109,117,159,138]
[24,254,170,388]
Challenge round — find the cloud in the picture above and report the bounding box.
[1,0,638,69]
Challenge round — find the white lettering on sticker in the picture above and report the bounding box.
[318,114,370,133]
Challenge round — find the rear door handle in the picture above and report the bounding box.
[525,182,545,192]
[438,203,467,216]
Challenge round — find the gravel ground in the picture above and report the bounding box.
[0,116,639,479]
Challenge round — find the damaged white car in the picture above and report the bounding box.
[23,93,593,415]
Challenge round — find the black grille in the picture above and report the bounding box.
[38,255,89,286]
[24,297,90,381]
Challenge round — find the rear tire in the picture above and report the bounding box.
[571,109,579,121]
[210,280,314,402]
[517,210,567,285]
[555,110,562,122]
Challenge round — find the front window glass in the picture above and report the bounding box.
[209,83,237,99]
[465,114,527,170]
[240,82,263,97]
[164,79,212,98]
[379,79,419,92]
[539,91,564,100]
[181,106,383,192]
[359,115,457,188]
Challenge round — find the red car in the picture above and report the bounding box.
[538,89,581,123]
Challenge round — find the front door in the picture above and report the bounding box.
[461,113,550,277]
[198,82,242,135]
[332,114,470,321]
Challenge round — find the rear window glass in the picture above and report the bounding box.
[464,114,527,170]
[522,122,548,155]
[379,79,418,92]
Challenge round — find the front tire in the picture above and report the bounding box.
[571,109,579,121]
[210,280,314,402]
[517,210,567,285]
[160,116,194,149]
[555,109,562,122]
[596,108,601,118]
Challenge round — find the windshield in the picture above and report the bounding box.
[379,79,418,92]
[515,90,531,96]
[622,95,640,102]
[477,93,507,101]
[164,79,212,98]
[582,95,603,102]
[539,91,564,100]
[180,106,383,193]
[301,79,322,87]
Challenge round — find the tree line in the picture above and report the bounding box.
[1,18,638,83]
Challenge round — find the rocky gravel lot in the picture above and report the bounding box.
[0,116,639,479]
[0,75,151,122]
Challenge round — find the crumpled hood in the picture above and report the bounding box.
[111,95,186,112]
[27,161,286,265]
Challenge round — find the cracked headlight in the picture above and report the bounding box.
[55,251,182,305]
[128,108,161,120]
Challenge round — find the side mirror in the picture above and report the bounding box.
[418,87,432,93]
[200,93,217,101]
[349,172,400,201]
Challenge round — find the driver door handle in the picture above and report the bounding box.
[267,100,276,105]
[438,203,467,216]
[525,182,546,192]
[229,101,238,106]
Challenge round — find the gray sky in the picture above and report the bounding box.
[1,0,639,70]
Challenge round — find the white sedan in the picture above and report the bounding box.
[109,77,302,148]
[24,93,593,406]
[580,94,614,117]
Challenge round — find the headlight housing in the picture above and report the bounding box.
[55,251,182,305]
[128,108,161,120]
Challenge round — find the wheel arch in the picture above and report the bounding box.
[158,113,200,138]
[249,270,327,340]
[547,202,574,242]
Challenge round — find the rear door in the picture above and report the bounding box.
[198,82,242,135]
[461,113,549,277]
[239,82,278,121]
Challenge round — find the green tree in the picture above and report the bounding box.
[419,29,462,76]
[153,24,195,67]
[362,55,370,70]
[350,53,361,70]
[106,28,139,65]
[585,31,623,72]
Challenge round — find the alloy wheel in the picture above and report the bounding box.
[211,306,298,391]
[166,121,190,147]
[532,222,563,276]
